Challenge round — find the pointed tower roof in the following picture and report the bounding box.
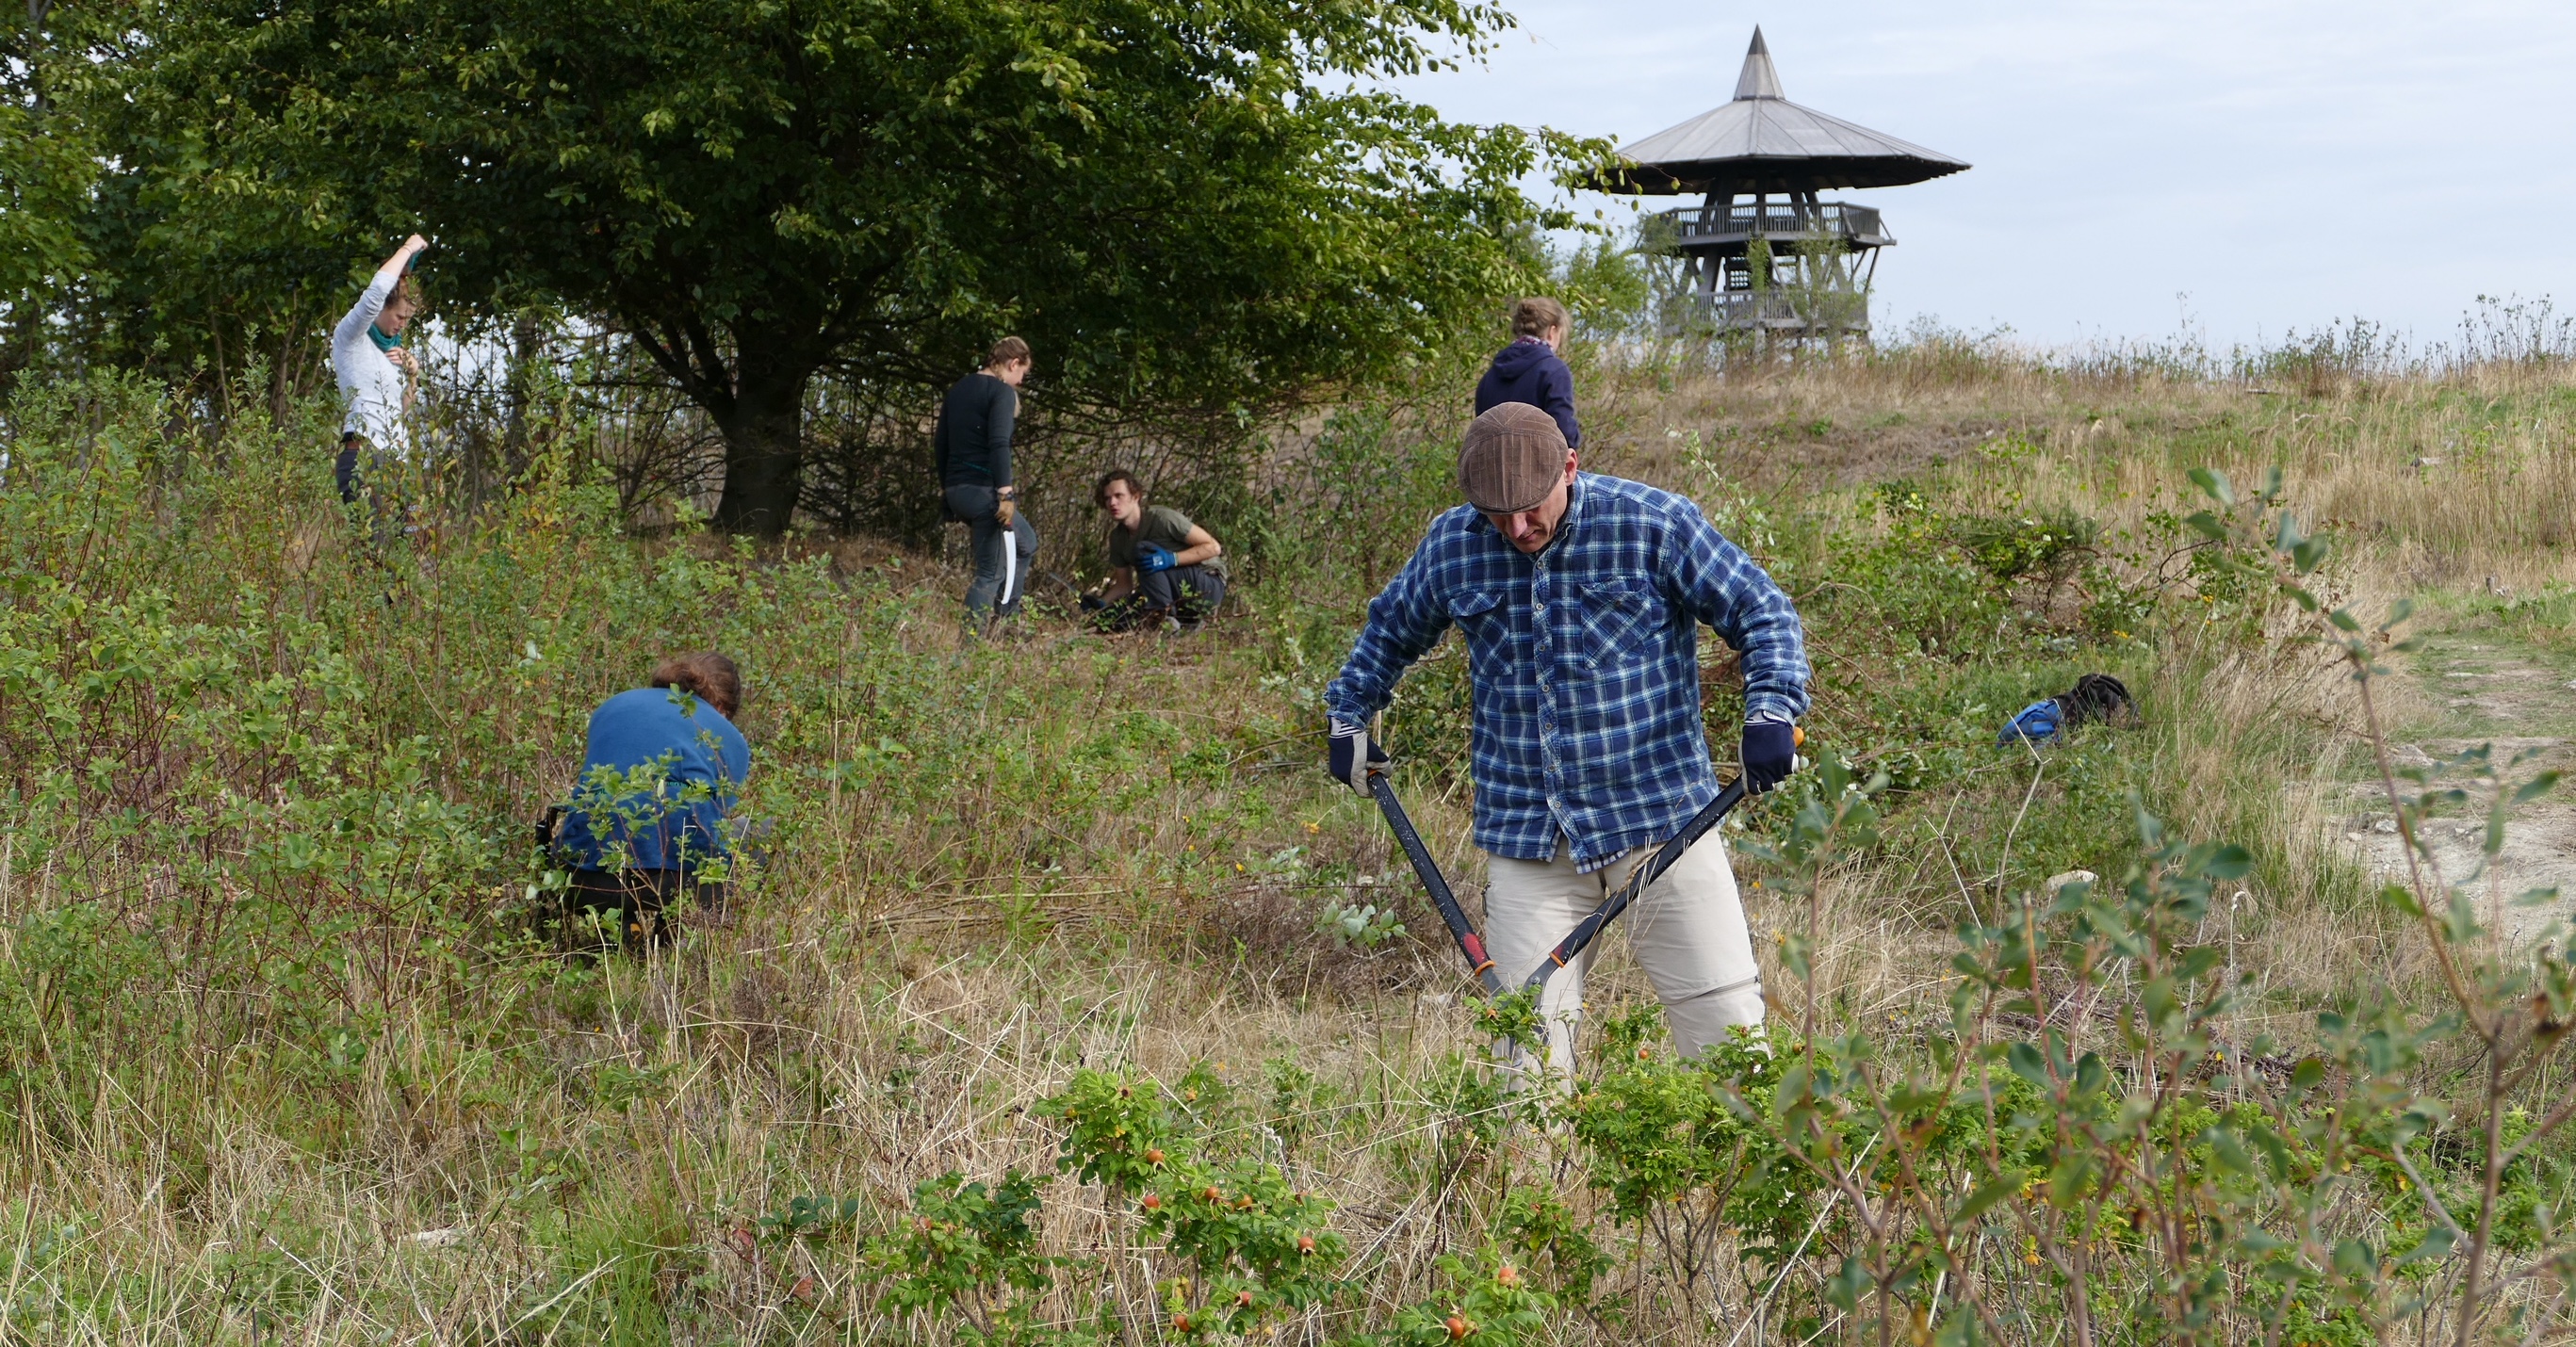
[1733,25,1784,100]
[1584,28,1969,195]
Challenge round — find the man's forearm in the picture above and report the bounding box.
[1172,542,1220,567]
[1324,534,1450,724]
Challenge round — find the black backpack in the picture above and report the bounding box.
[2058,674,2136,728]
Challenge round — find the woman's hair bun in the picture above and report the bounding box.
[648,652,742,719]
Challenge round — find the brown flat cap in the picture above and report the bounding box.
[1458,403,1569,513]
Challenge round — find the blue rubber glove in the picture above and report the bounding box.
[1328,718,1390,794]
[1741,721,1799,794]
[1135,541,1178,575]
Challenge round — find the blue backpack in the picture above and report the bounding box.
[1997,698,2065,747]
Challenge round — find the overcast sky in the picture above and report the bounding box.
[1393,0,2576,350]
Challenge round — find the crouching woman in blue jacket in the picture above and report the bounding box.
[550,653,751,949]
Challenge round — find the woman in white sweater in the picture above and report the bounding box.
[330,235,430,503]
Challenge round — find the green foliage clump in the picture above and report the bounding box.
[867,1171,1077,1346]
[1371,1249,1557,1347]
[1044,1066,1347,1338]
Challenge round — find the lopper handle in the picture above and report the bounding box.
[1368,771,1505,995]
[1525,724,1807,987]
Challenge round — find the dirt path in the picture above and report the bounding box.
[2340,634,2576,945]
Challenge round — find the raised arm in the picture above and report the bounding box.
[1663,501,1809,723]
[334,235,429,346]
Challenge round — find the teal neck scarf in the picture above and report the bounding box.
[368,325,405,352]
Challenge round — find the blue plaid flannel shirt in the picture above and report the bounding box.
[1326,473,1810,873]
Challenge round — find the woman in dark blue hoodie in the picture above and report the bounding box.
[1473,297,1581,449]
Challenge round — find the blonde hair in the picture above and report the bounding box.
[1509,296,1569,339]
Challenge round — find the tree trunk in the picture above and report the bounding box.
[711,363,808,536]
[504,311,542,466]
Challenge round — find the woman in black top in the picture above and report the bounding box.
[935,336,1039,633]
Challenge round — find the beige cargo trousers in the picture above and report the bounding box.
[1484,831,1764,1080]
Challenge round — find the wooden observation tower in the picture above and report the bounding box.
[1588,27,1969,339]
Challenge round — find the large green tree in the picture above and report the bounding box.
[1,0,115,397]
[10,1,410,414]
[116,0,1566,532]
[120,0,1579,532]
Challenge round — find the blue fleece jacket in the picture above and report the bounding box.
[557,687,751,876]
[1473,337,1582,448]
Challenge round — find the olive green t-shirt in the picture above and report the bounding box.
[1107,505,1226,578]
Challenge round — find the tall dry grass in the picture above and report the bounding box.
[1,349,2571,1341]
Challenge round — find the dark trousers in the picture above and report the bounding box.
[1084,565,1225,631]
[335,435,363,505]
[563,868,725,950]
[942,483,1038,622]
[1139,564,1224,619]
[334,433,414,548]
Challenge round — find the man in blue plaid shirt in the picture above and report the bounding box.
[1325,402,1809,1076]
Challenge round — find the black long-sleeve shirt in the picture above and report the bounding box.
[933,371,1018,489]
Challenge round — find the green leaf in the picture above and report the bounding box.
[1822,1256,1869,1311]
[2391,1226,2454,1267]
[2046,1152,2095,1208]
[2198,844,2253,881]
[2242,1117,2294,1182]
[2202,1125,2256,1177]
[1780,932,1813,981]
[2189,466,2237,507]
[1954,1175,2020,1223]
[2005,1042,2052,1090]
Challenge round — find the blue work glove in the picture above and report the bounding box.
[1328,717,1390,795]
[1135,541,1178,574]
[1741,721,1800,794]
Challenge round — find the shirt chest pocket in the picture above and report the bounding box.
[1448,588,1506,625]
[1447,588,1513,656]
[1578,577,1668,671]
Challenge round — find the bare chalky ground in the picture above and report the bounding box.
[2340,639,2576,945]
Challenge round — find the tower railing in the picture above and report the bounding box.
[1698,289,1869,333]
[1655,202,1885,246]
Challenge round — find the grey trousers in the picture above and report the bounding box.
[1138,564,1225,619]
[944,484,1038,620]
[1482,834,1765,1082]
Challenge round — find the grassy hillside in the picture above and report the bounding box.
[0,351,2569,1344]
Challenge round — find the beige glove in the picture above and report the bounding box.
[995,497,1018,529]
